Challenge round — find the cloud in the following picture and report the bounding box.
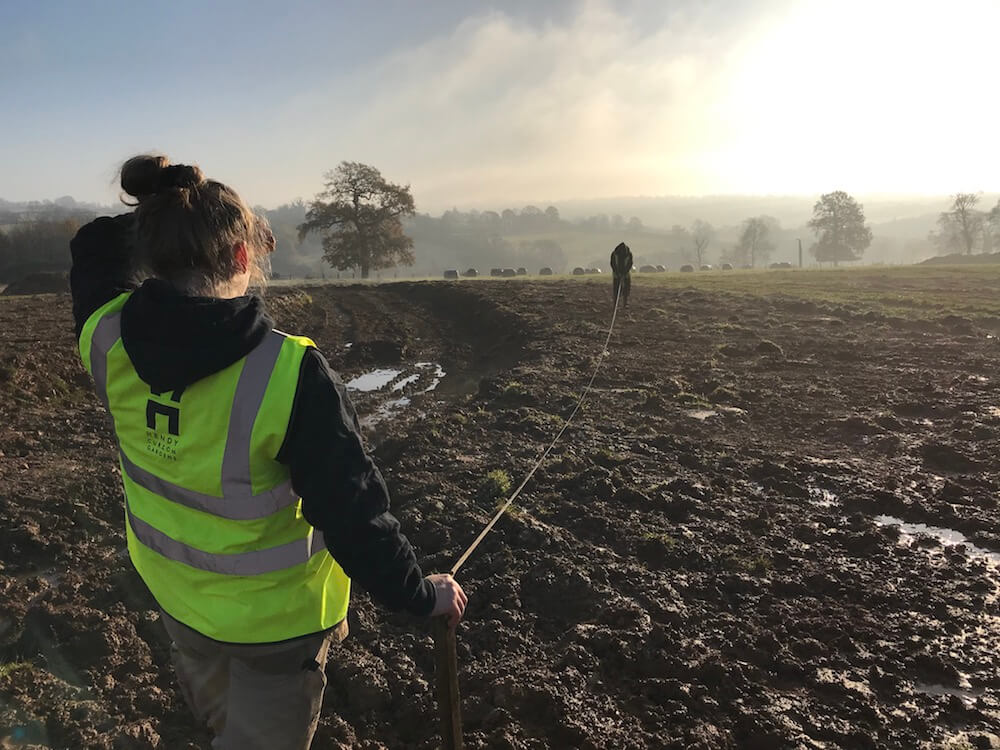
[294,0,782,210]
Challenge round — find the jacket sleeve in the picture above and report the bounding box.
[69,214,139,339]
[277,348,436,616]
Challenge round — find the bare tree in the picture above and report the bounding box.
[736,216,778,267]
[984,199,1000,254]
[691,220,714,266]
[931,193,985,255]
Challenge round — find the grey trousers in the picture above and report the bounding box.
[161,611,348,750]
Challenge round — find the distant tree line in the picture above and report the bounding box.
[404,211,570,274]
[7,173,987,284]
[424,205,645,235]
[0,204,96,282]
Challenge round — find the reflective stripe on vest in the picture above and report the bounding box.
[90,311,120,409]
[126,504,327,576]
[93,315,301,524]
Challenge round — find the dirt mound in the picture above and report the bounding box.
[919,441,984,474]
[920,251,1000,265]
[1,272,69,296]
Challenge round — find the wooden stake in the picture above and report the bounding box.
[432,616,464,750]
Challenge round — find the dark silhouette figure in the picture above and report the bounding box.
[610,242,633,307]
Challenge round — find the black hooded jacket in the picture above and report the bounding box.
[70,215,435,623]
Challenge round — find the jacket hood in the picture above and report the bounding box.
[120,279,273,392]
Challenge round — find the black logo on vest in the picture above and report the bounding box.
[145,387,185,461]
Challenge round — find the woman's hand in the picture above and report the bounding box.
[427,573,468,628]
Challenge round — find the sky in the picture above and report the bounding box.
[1,0,998,213]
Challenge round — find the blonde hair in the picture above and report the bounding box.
[120,154,272,293]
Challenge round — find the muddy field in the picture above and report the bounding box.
[1,273,999,749]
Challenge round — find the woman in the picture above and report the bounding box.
[70,154,466,749]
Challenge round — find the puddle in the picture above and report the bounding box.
[914,681,983,707]
[348,362,447,429]
[345,368,403,392]
[687,409,717,420]
[874,515,1000,565]
[416,362,447,392]
[347,364,447,395]
[392,374,421,391]
[361,397,411,428]
[686,406,744,420]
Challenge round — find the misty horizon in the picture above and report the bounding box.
[3,0,999,213]
[4,190,995,233]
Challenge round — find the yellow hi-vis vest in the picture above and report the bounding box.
[79,292,350,643]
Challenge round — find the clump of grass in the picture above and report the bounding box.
[518,409,564,438]
[592,448,628,467]
[501,380,530,399]
[719,551,773,575]
[0,661,32,679]
[647,480,670,495]
[748,555,773,574]
[478,469,512,504]
[641,532,677,549]
[675,391,710,407]
[710,385,740,403]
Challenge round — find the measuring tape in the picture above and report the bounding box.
[450,283,624,575]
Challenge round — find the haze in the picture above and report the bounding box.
[1,0,997,213]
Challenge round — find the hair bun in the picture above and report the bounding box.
[160,164,204,190]
[120,154,205,201]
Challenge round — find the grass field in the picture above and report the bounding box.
[268,264,1000,322]
[628,264,1000,320]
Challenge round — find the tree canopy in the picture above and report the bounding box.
[807,191,872,264]
[298,162,416,278]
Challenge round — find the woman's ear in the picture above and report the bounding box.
[233,243,249,273]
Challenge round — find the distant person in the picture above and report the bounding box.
[69,154,466,750]
[610,241,633,308]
